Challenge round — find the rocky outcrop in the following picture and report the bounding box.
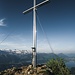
[0,64,54,75]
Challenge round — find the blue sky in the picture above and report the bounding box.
[0,0,75,53]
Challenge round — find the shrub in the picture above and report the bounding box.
[46,59,70,75]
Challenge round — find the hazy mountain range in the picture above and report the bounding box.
[0,50,75,71]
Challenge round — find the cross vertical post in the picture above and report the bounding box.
[32,0,37,68]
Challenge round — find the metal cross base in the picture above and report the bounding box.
[32,47,36,68]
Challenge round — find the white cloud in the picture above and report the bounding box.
[0,18,6,26]
[0,33,32,50]
[0,42,27,50]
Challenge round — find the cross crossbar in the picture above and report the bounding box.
[23,0,49,14]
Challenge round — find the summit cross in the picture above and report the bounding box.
[23,0,50,68]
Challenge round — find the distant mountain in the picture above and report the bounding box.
[0,50,20,63]
[0,50,71,71]
[37,53,60,64]
[66,53,75,58]
[58,53,69,58]
[0,50,31,71]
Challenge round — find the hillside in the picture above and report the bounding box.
[57,53,69,58]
